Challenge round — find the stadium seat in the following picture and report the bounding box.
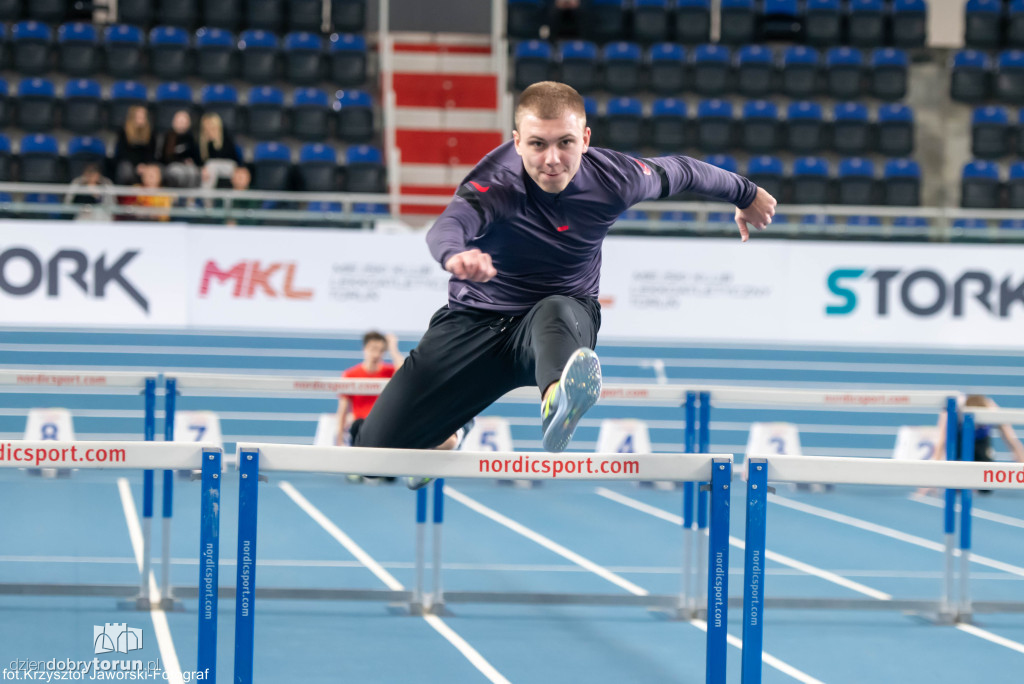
[964,0,1002,49]
[15,77,55,132]
[238,30,280,82]
[0,134,11,181]
[329,33,367,86]
[297,143,338,191]
[288,0,323,31]
[333,0,366,33]
[251,141,292,190]
[786,101,825,153]
[780,46,819,98]
[791,156,830,204]
[246,85,286,139]
[893,216,929,227]
[633,0,671,43]
[345,144,385,192]
[196,27,235,82]
[876,103,914,157]
[883,159,921,205]
[804,0,841,46]
[674,0,711,44]
[696,99,733,152]
[961,160,1001,208]
[581,0,627,43]
[832,102,871,156]
[248,0,284,30]
[284,32,323,86]
[871,48,909,100]
[602,42,642,95]
[160,0,197,27]
[619,209,650,221]
[825,47,864,100]
[514,40,552,91]
[740,100,780,154]
[149,26,190,80]
[200,84,240,133]
[648,43,686,95]
[19,133,61,183]
[27,0,62,22]
[720,0,756,44]
[1010,0,1024,48]
[971,106,1009,158]
[108,80,148,130]
[336,89,374,142]
[736,45,774,98]
[837,157,875,205]
[604,97,643,150]
[583,95,604,141]
[204,0,241,29]
[692,44,731,96]
[1007,161,1024,207]
[952,218,990,229]
[649,97,687,151]
[58,22,99,77]
[847,0,885,47]
[705,154,738,174]
[747,155,784,200]
[1017,108,1024,155]
[844,215,881,227]
[0,0,18,21]
[104,25,144,79]
[1000,218,1024,228]
[62,79,103,134]
[119,0,152,25]
[12,21,51,76]
[996,50,1024,103]
[508,0,545,39]
[661,210,696,222]
[892,0,927,48]
[0,81,9,128]
[291,87,330,141]
[559,40,599,93]
[153,81,194,132]
[951,50,991,103]
[760,0,801,42]
[67,136,106,179]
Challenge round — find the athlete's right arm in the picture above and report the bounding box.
[426,180,502,281]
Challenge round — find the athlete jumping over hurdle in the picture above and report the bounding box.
[353,81,777,488]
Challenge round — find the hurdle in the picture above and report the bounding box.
[231,443,734,684]
[740,453,1024,684]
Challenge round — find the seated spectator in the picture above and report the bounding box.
[199,113,241,189]
[133,164,172,221]
[223,165,262,225]
[64,163,114,220]
[158,110,202,188]
[113,105,157,185]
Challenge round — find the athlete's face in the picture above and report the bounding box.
[513,110,590,194]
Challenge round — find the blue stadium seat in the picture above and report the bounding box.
[832,102,871,156]
[877,103,914,157]
[345,144,385,192]
[825,47,864,99]
[846,215,882,226]
[559,40,599,93]
[335,88,374,142]
[893,216,929,227]
[154,81,194,131]
[246,85,286,139]
[514,40,552,91]
[951,50,991,103]
[847,0,885,47]
[196,27,235,81]
[696,98,733,152]
[871,48,909,100]
[204,0,242,29]
[996,50,1024,103]
[883,158,921,205]
[961,160,1001,208]
[604,97,643,150]
[952,218,990,229]
[19,133,61,183]
[16,77,55,132]
[248,0,284,30]
[58,22,99,77]
[801,214,836,226]
[1007,161,1024,207]
[740,100,779,154]
[705,154,738,173]
[1000,218,1024,229]
[63,79,103,134]
[648,43,686,95]
[837,157,875,205]
[971,106,1009,158]
[583,95,604,140]
[735,45,774,98]
[649,97,687,151]
[12,21,51,76]
[329,33,367,86]
[804,0,841,47]
[251,141,292,190]
[719,0,756,44]
[297,143,338,191]
[965,0,1001,49]
[150,26,190,80]
[674,0,711,44]
[160,0,197,27]
[352,201,387,215]
[602,42,642,95]
[201,84,240,133]
[633,0,671,43]
[334,0,366,32]
[692,44,731,96]
[786,101,825,154]
[291,87,330,141]
[661,210,696,223]
[0,24,8,70]
[238,30,280,83]
[581,0,627,43]
[104,25,144,79]
[288,0,323,32]
[760,0,800,42]
[619,209,650,221]
[747,155,784,199]
[0,134,11,181]
[892,0,927,48]
[1010,0,1024,48]
[0,80,9,128]
[283,32,323,86]
[67,135,106,179]
[508,0,545,39]
[780,46,819,98]
[791,156,830,204]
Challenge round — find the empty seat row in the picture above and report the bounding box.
[970,105,1024,157]
[961,159,1024,208]
[964,0,1024,49]
[587,97,914,156]
[951,49,1024,102]
[515,41,909,100]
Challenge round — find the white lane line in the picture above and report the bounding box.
[957,623,1024,655]
[278,481,509,684]
[116,478,184,684]
[910,494,1024,531]
[444,484,820,683]
[595,487,891,600]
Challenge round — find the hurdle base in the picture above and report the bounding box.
[426,599,456,616]
[391,601,427,616]
[159,597,186,612]
[496,479,539,489]
[649,605,697,621]
[118,597,154,611]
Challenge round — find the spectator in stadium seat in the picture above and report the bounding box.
[158,110,202,188]
[64,162,114,220]
[224,165,262,226]
[199,112,242,189]
[133,164,172,221]
[113,105,156,185]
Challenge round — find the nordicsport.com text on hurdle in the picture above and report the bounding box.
[478,455,640,477]
[0,443,126,467]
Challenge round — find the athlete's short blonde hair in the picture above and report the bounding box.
[514,81,587,131]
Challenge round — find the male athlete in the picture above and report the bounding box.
[354,82,776,487]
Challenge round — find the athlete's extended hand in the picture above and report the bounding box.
[734,187,777,242]
[445,249,497,282]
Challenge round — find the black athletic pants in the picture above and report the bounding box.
[354,295,601,450]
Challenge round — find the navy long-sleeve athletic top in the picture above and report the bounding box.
[426,142,759,314]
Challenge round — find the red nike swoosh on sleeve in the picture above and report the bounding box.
[469,181,490,192]
[556,225,569,232]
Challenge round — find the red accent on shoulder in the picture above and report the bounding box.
[634,158,652,176]
[469,181,490,192]
[556,225,569,232]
